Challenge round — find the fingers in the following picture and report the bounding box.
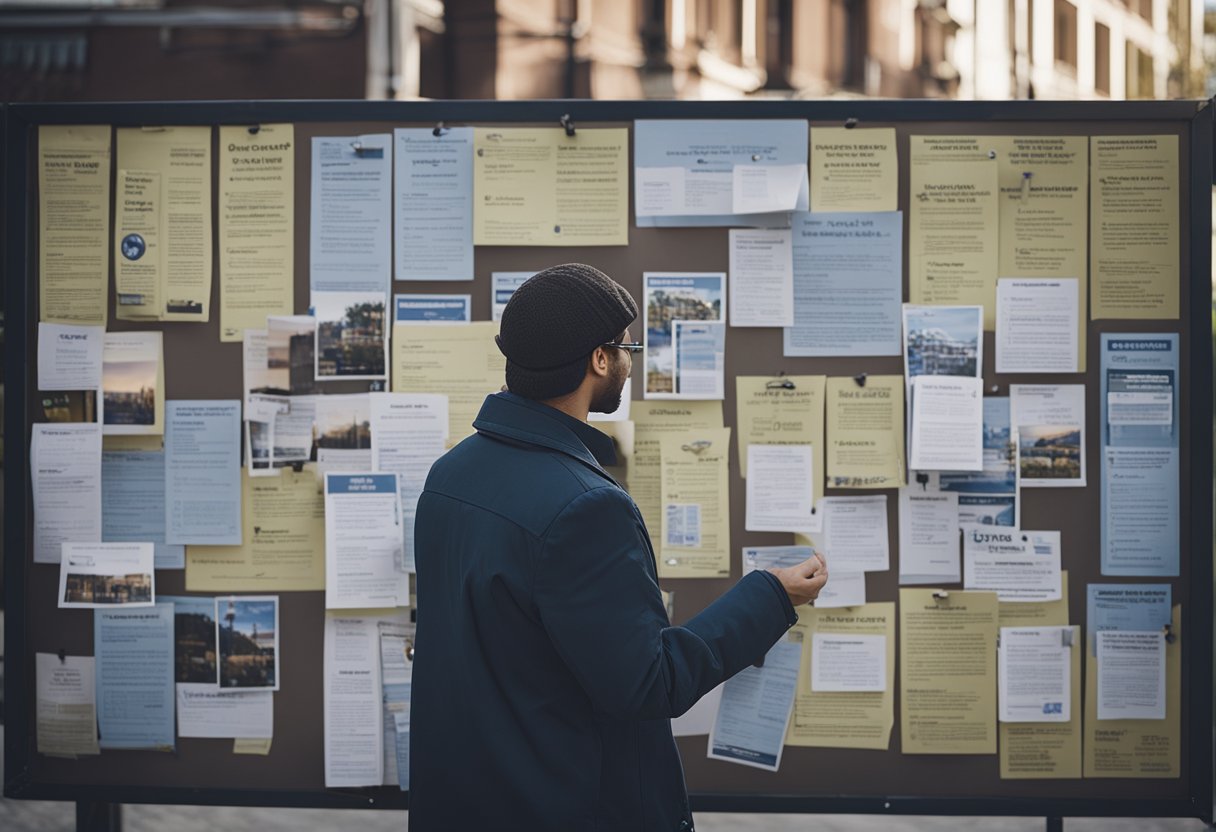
[795,552,826,579]
[798,567,829,605]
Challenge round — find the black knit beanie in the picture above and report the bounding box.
[496,263,638,400]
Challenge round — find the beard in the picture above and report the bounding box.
[589,351,630,414]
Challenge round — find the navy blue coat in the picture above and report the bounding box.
[410,392,797,831]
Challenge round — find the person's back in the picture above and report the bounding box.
[411,393,700,829]
[409,265,827,832]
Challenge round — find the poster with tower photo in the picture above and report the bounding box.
[643,272,725,400]
[215,595,280,692]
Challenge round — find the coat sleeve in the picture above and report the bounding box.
[533,485,797,721]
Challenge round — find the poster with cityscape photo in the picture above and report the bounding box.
[266,315,318,396]
[160,594,218,684]
[58,542,155,609]
[215,595,280,692]
[101,331,163,435]
[314,290,387,381]
[902,304,983,386]
[643,272,726,400]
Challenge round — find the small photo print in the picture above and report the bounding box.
[35,390,99,424]
[164,595,218,684]
[1018,424,1082,481]
[266,316,318,395]
[58,542,155,609]
[665,503,702,548]
[247,419,275,476]
[644,273,725,398]
[314,291,387,381]
[313,394,372,452]
[903,305,982,380]
[101,332,162,435]
[216,596,280,692]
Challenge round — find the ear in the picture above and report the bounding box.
[589,346,611,378]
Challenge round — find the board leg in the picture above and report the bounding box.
[76,801,121,832]
[1045,817,1063,832]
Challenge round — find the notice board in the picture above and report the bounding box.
[3,99,1212,820]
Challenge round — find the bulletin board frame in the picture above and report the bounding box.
[3,98,1213,822]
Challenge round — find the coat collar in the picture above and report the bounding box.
[473,392,619,472]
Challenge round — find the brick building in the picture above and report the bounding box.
[0,0,1205,103]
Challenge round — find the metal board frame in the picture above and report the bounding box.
[3,98,1212,820]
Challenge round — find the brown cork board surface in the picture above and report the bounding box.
[18,114,1196,804]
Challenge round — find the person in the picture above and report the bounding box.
[410,263,828,832]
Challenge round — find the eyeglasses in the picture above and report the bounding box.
[601,341,644,353]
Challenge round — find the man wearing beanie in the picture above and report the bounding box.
[410,263,828,832]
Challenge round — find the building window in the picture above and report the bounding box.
[1053,0,1077,71]
[671,0,687,49]
[1126,42,1154,98]
[763,0,794,89]
[1094,22,1110,94]
[690,0,762,68]
[1027,0,1035,64]
[741,0,757,65]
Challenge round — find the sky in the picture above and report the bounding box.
[102,359,157,393]
[229,600,276,636]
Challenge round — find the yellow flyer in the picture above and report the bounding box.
[474,127,627,246]
[1082,605,1181,778]
[900,588,999,754]
[810,127,897,212]
[735,375,825,483]
[1000,625,1081,779]
[623,401,723,556]
[909,136,999,328]
[786,602,895,750]
[115,126,212,322]
[218,124,295,342]
[993,136,1088,368]
[186,466,325,592]
[825,375,905,489]
[658,428,731,579]
[1090,135,1179,319]
[39,125,111,326]
[391,321,505,446]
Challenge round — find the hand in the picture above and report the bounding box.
[767,552,828,607]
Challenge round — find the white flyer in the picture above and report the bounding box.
[813,570,867,609]
[898,489,960,584]
[323,473,408,609]
[728,228,794,327]
[310,134,392,297]
[176,683,273,738]
[1011,384,1086,487]
[369,393,448,573]
[810,633,886,692]
[31,423,103,564]
[962,527,1062,603]
[995,278,1080,374]
[745,445,814,533]
[38,323,104,391]
[909,375,984,472]
[707,637,801,771]
[1096,630,1166,720]
[36,653,100,757]
[58,541,155,609]
[323,611,408,787]
[821,495,889,572]
[998,626,1072,723]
